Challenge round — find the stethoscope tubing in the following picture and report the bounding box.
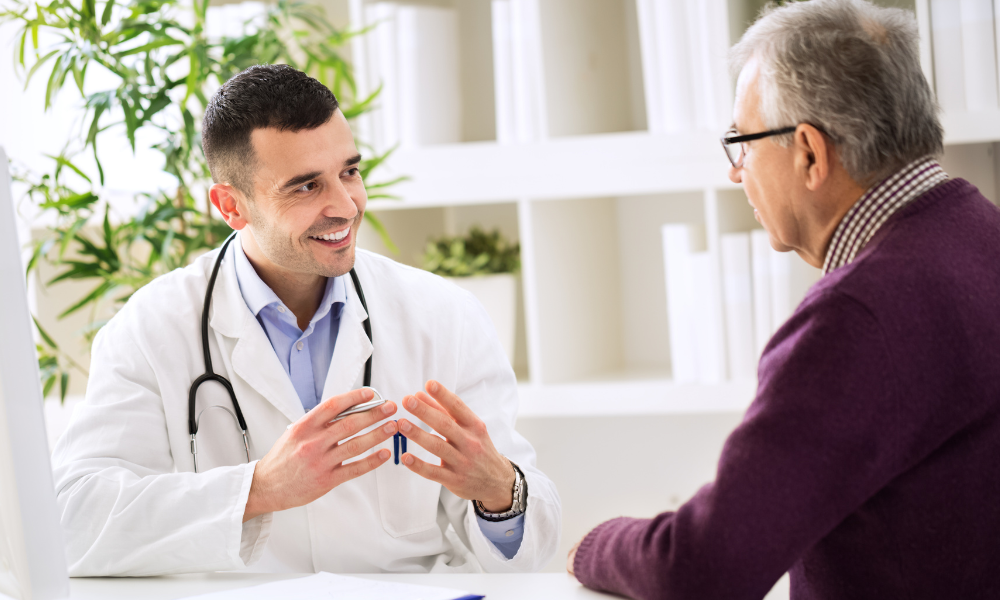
[188,232,373,472]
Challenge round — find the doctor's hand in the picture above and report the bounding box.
[242,388,398,522]
[397,381,516,512]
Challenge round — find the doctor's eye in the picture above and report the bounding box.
[344,167,361,179]
[297,182,319,193]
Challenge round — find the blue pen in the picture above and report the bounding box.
[392,422,407,465]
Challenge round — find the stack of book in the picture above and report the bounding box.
[363,2,463,151]
[930,0,1000,113]
[635,0,731,134]
[662,226,816,384]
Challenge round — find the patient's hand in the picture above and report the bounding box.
[567,539,582,577]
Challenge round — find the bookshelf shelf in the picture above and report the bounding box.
[517,378,757,418]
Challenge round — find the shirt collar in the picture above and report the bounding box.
[822,156,948,275]
[233,234,347,325]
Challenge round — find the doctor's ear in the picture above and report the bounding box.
[210,183,249,230]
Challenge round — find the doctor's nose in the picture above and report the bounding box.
[322,180,362,219]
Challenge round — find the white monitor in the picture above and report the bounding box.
[0,147,70,600]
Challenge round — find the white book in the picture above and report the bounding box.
[510,0,547,142]
[769,250,823,334]
[365,3,400,153]
[691,252,725,384]
[395,5,461,147]
[931,0,967,112]
[721,233,756,380]
[960,0,998,111]
[635,0,695,133]
[491,0,516,143]
[769,249,792,333]
[993,0,1000,97]
[492,0,547,143]
[686,0,732,131]
[661,224,698,383]
[750,229,773,357]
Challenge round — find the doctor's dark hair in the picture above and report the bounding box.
[202,64,339,198]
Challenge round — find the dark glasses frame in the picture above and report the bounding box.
[720,126,798,168]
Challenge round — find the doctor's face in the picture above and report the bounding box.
[241,110,367,279]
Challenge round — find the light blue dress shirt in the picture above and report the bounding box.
[233,242,524,558]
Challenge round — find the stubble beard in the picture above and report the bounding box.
[246,202,361,278]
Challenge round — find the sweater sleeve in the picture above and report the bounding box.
[573,291,909,600]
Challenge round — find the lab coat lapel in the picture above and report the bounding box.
[322,277,373,399]
[208,240,305,425]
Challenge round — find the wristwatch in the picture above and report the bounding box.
[474,460,528,522]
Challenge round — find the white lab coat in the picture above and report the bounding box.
[51,243,561,576]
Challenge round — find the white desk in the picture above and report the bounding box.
[69,573,618,599]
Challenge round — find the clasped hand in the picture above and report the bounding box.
[243,381,514,522]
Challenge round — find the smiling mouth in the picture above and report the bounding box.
[310,225,351,242]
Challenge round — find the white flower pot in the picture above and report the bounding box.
[447,273,517,365]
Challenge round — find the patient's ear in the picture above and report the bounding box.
[210,183,248,230]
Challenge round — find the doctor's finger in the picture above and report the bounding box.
[424,381,479,428]
[330,400,397,442]
[403,394,461,440]
[397,419,462,465]
[309,387,376,426]
[401,453,454,487]
[333,447,392,485]
[332,420,398,462]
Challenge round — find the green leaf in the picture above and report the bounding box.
[32,315,58,348]
[24,48,59,88]
[118,36,183,57]
[18,28,27,67]
[363,212,397,254]
[59,371,69,402]
[44,154,92,183]
[58,279,114,318]
[42,374,56,397]
[100,0,114,26]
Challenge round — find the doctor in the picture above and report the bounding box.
[51,64,560,576]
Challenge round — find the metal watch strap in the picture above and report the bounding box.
[474,460,527,522]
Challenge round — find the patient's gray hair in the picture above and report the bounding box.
[730,0,943,185]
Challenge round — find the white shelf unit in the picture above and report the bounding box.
[24,0,1000,415]
[345,0,1000,418]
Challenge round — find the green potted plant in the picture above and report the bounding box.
[422,226,520,364]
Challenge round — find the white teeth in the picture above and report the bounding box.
[312,227,350,242]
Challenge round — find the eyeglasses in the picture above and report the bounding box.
[720,126,797,168]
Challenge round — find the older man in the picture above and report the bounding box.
[569,1,1000,599]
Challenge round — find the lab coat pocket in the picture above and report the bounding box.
[374,427,441,538]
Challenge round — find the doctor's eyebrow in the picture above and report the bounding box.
[280,171,323,192]
[344,153,362,167]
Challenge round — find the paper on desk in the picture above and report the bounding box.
[180,572,484,600]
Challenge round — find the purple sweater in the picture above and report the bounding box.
[574,179,1000,600]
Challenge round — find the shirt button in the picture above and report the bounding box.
[296,341,304,351]
[505,530,514,537]
[277,306,286,313]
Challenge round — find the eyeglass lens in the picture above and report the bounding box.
[723,133,746,167]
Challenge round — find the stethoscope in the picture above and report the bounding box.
[188,233,373,472]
